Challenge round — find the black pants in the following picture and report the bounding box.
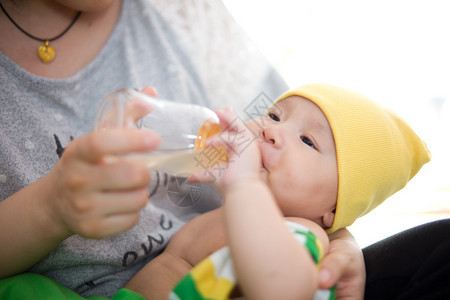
[363,218,450,300]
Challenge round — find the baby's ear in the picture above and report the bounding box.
[322,209,335,228]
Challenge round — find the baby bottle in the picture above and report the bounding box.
[94,88,227,175]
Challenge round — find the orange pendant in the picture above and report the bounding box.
[37,40,55,63]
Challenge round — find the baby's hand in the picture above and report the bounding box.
[189,108,262,192]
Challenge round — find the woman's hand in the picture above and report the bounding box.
[44,129,160,239]
[319,228,365,300]
[45,86,160,239]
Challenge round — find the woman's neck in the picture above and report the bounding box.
[0,0,122,78]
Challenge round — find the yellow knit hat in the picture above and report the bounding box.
[275,83,431,233]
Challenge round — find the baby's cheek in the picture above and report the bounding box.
[245,118,264,135]
[267,174,297,202]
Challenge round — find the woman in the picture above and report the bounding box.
[0,0,364,298]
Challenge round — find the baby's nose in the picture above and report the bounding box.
[262,126,284,148]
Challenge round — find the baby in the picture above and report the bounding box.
[125,83,431,299]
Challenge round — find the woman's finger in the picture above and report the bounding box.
[94,188,149,215]
[141,86,157,97]
[63,130,160,163]
[76,211,142,239]
[124,97,154,127]
[83,159,151,191]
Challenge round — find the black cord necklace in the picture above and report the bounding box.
[0,2,81,63]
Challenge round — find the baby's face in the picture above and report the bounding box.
[247,96,338,227]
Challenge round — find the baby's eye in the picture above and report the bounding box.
[268,112,280,122]
[301,136,317,150]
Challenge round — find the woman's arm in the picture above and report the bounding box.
[125,208,228,299]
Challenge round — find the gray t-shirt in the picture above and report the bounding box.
[0,0,288,297]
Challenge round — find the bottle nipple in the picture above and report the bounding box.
[195,119,221,149]
[194,119,228,167]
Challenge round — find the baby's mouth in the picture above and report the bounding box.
[258,143,268,172]
[259,160,269,182]
[260,154,268,173]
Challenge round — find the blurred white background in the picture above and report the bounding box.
[224,0,450,247]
